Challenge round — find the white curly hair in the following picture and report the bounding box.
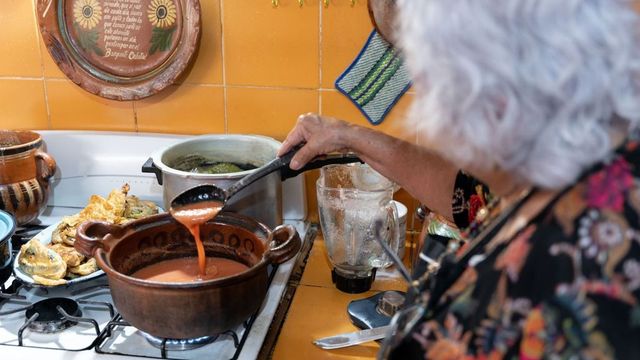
[396,0,640,189]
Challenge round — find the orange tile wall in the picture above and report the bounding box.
[0,0,419,226]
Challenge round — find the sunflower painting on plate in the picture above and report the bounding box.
[73,0,104,56]
[148,0,178,55]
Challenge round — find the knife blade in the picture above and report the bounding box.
[313,325,392,350]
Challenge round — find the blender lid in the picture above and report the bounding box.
[0,210,16,241]
[331,268,377,294]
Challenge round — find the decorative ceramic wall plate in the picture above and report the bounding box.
[37,0,201,100]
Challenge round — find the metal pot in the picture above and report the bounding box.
[75,212,300,339]
[142,135,283,228]
[0,210,16,284]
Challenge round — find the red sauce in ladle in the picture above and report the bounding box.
[170,200,223,277]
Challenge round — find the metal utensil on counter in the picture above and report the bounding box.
[170,145,362,210]
[313,325,392,349]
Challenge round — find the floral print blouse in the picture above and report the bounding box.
[451,171,493,236]
[389,140,640,359]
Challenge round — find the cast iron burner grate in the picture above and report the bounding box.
[142,331,219,351]
[24,297,82,333]
[96,312,251,359]
[0,281,115,349]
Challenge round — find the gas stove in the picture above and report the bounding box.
[0,131,311,360]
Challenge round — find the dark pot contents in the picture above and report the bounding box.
[171,155,257,174]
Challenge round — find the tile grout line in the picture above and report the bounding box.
[224,84,335,91]
[318,0,323,115]
[43,78,71,82]
[32,0,52,129]
[0,77,414,94]
[175,83,415,95]
[41,75,52,130]
[132,101,139,133]
[0,76,46,81]
[219,0,229,134]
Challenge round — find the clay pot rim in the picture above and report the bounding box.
[0,131,42,155]
[94,212,274,289]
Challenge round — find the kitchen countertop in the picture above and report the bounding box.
[271,231,415,360]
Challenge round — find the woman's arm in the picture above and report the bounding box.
[279,113,459,221]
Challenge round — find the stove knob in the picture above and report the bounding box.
[376,290,405,317]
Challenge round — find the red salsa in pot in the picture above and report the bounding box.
[132,257,249,282]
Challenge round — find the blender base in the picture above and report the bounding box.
[331,268,377,294]
[347,290,406,330]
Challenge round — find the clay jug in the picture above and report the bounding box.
[0,131,56,225]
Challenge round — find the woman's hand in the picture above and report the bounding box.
[278,113,353,170]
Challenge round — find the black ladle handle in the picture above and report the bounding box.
[225,145,363,200]
[225,145,303,199]
[280,153,363,181]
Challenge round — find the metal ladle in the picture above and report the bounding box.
[170,146,363,210]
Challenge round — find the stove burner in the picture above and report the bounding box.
[24,297,82,333]
[141,331,218,351]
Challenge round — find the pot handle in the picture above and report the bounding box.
[75,221,126,257]
[35,150,57,185]
[265,225,302,264]
[142,157,163,185]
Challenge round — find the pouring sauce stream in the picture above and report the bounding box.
[170,201,223,277]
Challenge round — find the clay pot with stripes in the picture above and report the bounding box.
[0,131,56,226]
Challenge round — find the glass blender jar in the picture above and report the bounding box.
[317,164,399,293]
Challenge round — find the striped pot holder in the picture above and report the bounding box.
[335,30,412,125]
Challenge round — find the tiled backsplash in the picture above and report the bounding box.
[0,0,419,226]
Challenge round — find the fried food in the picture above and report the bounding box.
[69,258,98,276]
[124,195,159,220]
[22,184,159,285]
[51,184,159,247]
[52,184,131,246]
[48,243,85,267]
[18,239,67,286]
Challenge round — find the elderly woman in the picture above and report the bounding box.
[280,0,640,358]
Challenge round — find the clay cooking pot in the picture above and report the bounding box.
[0,130,56,225]
[75,212,301,339]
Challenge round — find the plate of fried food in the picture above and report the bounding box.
[13,184,159,287]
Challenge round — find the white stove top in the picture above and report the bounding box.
[1,131,309,360]
[0,279,113,351]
